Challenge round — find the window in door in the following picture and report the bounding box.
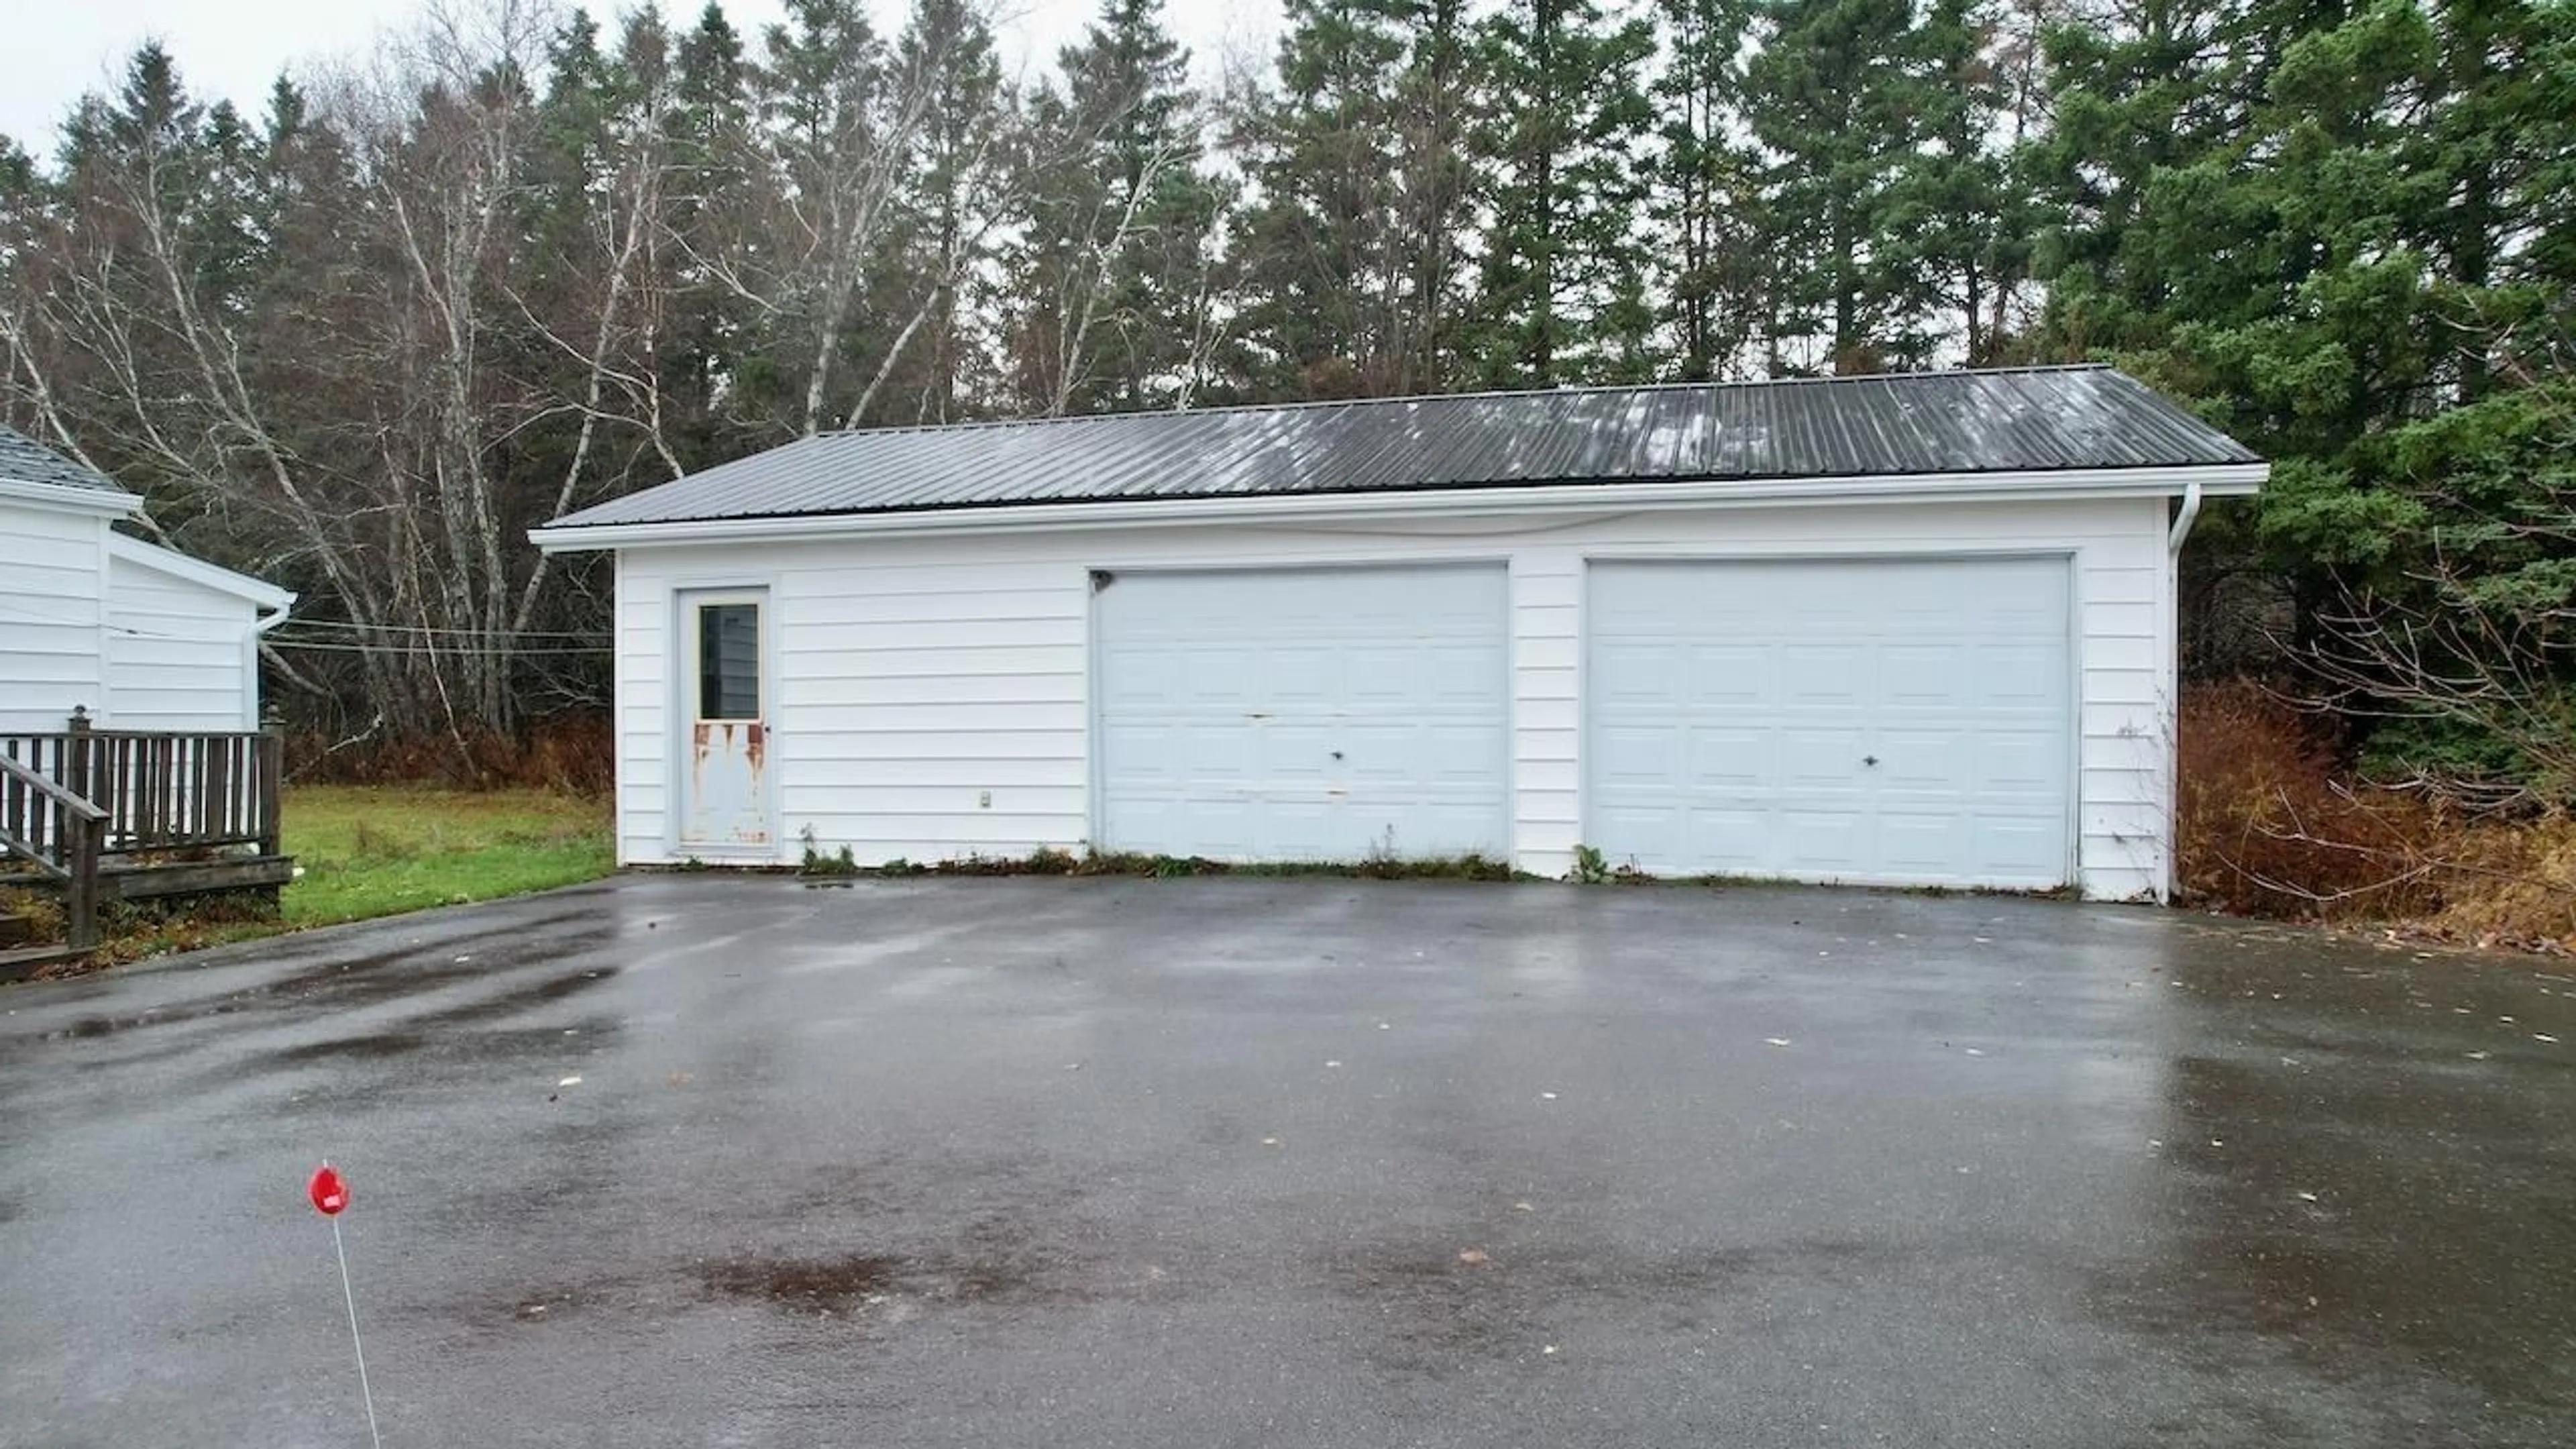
[697,602,761,720]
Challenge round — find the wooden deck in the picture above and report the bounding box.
[1,710,290,963]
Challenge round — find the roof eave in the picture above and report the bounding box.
[106,531,297,609]
[0,474,144,517]
[531,463,2269,553]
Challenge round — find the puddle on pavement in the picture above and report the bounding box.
[276,925,618,1014]
[427,965,622,1026]
[46,1015,142,1040]
[1336,1235,1893,1373]
[42,999,255,1041]
[700,1254,906,1314]
[513,1247,1059,1330]
[694,1217,1075,1319]
[250,967,622,1075]
[28,915,616,1044]
[268,1030,429,1063]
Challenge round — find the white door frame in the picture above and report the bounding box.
[670,583,781,859]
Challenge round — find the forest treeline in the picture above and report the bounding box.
[0,0,2569,800]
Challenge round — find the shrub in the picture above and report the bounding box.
[2181,682,2410,916]
[2176,682,2576,947]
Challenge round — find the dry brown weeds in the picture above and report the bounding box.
[2176,682,2576,952]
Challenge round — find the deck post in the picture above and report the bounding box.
[258,705,286,857]
[64,707,93,814]
[64,807,100,953]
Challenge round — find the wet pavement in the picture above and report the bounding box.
[1,875,2572,1447]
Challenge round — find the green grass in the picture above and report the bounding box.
[280,786,614,926]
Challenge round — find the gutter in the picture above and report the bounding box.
[533,463,2271,553]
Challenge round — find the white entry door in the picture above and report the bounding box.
[1586,557,2073,888]
[676,588,775,855]
[1095,565,1509,861]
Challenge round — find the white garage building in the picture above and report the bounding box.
[533,367,2263,898]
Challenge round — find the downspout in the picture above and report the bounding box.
[250,597,294,731]
[2159,478,2203,907]
[2167,478,2204,555]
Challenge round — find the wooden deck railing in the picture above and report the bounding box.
[0,712,286,960]
[0,751,106,953]
[0,710,282,860]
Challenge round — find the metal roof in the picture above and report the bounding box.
[0,425,131,495]
[546,366,2259,531]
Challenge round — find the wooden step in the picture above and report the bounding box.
[0,943,88,983]
[101,855,294,901]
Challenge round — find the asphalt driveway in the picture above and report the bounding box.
[1,876,2571,1447]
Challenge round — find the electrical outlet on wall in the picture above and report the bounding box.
[978,790,991,809]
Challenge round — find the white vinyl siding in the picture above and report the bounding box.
[0,500,109,731]
[1511,549,1585,863]
[609,495,2177,898]
[614,548,672,856]
[103,550,264,731]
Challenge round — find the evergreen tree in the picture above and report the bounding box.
[1385,0,1478,391]
[1649,0,1765,380]
[1227,0,1412,397]
[1228,0,1478,398]
[669,3,754,455]
[529,9,614,297]
[2031,0,2255,363]
[1466,0,1656,386]
[874,0,1009,424]
[1741,0,1923,372]
[745,0,894,435]
[1012,0,1226,413]
[1880,0,2024,366]
[2043,0,2576,786]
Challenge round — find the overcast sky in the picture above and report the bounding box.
[1,0,1274,156]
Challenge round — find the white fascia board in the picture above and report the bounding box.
[0,475,143,517]
[530,463,2271,553]
[107,531,298,609]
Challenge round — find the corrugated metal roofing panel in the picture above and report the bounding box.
[547,366,2259,530]
[0,425,131,495]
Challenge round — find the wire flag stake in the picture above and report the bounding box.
[309,1164,384,1449]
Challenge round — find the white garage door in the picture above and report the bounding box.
[1095,565,1509,861]
[1587,557,2073,888]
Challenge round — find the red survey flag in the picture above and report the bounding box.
[309,1165,349,1216]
